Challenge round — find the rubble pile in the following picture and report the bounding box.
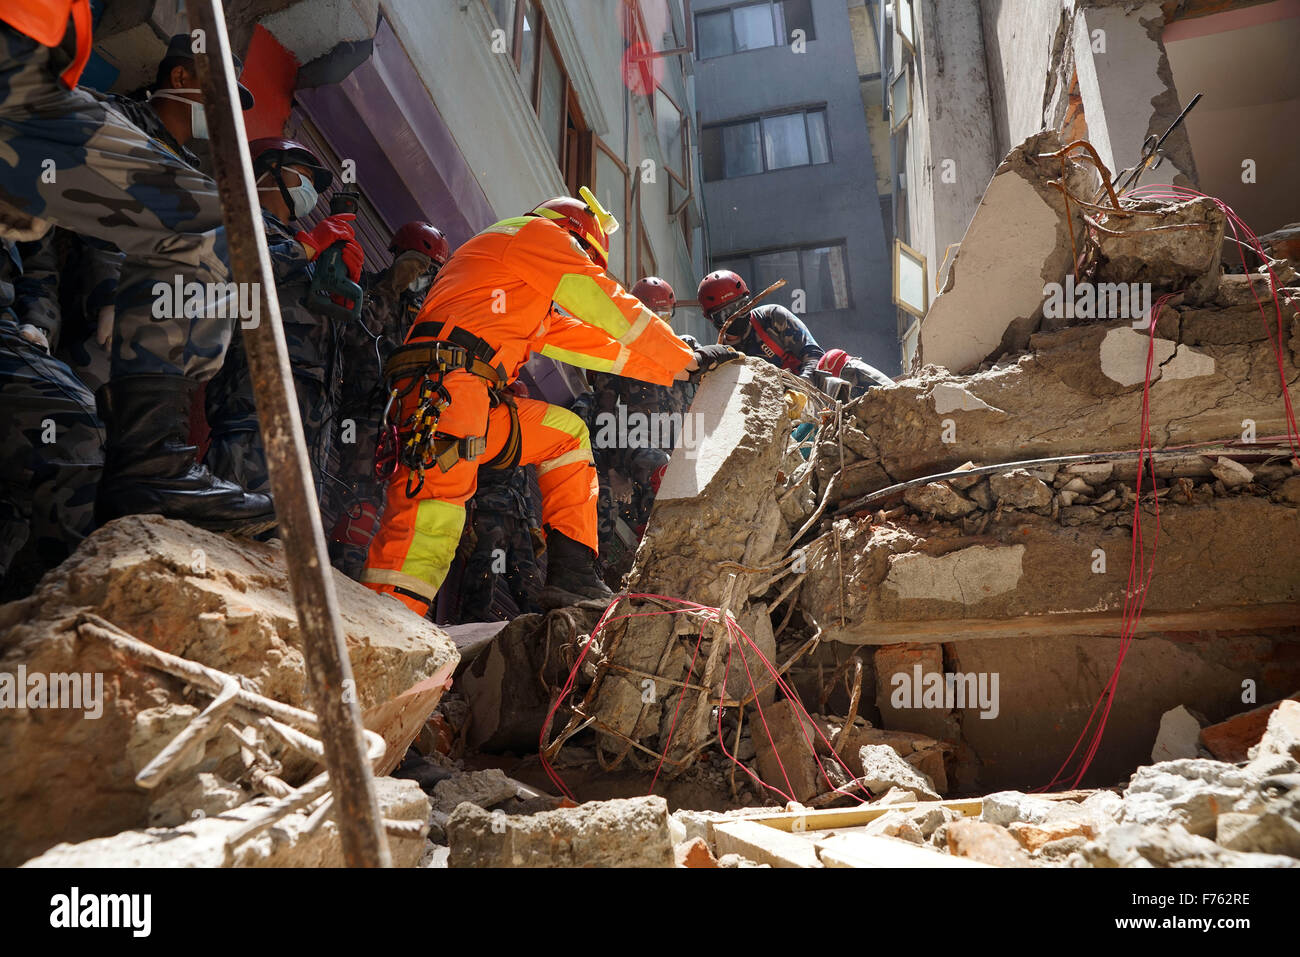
[0,515,457,866]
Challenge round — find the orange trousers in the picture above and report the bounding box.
[361,373,596,614]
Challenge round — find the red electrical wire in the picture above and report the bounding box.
[1040,187,1298,790]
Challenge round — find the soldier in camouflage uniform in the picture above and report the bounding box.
[456,463,545,621]
[204,138,364,536]
[15,35,255,396]
[0,238,102,594]
[0,9,272,531]
[330,222,450,578]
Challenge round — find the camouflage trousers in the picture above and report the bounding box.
[0,26,232,380]
[458,510,544,622]
[0,315,102,582]
[205,328,342,532]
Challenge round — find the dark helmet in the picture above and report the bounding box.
[697,269,750,328]
[528,186,618,270]
[249,137,332,191]
[630,276,676,318]
[389,221,451,266]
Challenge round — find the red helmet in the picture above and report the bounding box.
[819,349,850,377]
[630,276,676,317]
[529,194,612,270]
[389,221,451,266]
[697,270,749,324]
[248,137,332,191]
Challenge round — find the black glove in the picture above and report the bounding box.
[693,343,740,374]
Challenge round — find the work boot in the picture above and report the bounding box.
[95,374,277,536]
[539,528,614,610]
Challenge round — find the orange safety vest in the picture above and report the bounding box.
[406,215,692,390]
[1,0,93,90]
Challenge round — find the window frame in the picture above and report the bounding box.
[710,239,854,313]
[702,105,831,181]
[694,0,816,61]
[593,136,630,284]
[893,237,928,319]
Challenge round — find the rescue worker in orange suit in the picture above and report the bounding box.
[362,189,739,615]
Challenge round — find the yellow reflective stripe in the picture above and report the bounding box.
[609,344,633,375]
[361,567,441,602]
[377,499,467,598]
[552,273,632,338]
[541,405,591,449]
[537,448,595,477]
[482,216,533,236]
[619,307,655,346]
[538,342,616,373]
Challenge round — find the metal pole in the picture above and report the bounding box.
[188,0,391,867]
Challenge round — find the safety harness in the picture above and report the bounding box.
[375,320,523,497]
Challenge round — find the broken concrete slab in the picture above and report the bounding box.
[945,819,1031,867]
[801,497,1300,645]
[447,796,674,868]
[23,777,429,868]
[836,319,1299,499]
[1119,759,1261,838]
[857,745,941,801]
[1248,699,1300,769]
[817,832,991,868]
[0,515,457,866]
[1092,196,1225,305]
[1152,705,1205,763]
[918,129,1100,374]
[430,768,522,816]
[1075,822,1298,868]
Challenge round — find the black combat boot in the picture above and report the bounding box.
[539,527,614,609]
[95,374,276,535]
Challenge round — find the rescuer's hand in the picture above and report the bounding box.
[298,213,364,280]
[691,343,740,374]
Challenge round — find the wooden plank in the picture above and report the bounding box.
[735,798,985,833]
[816,833,994,869]
[712,820,823,868]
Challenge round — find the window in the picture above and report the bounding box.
[893,238,928,318]
[702,108,829,181]
[654,88,685,180]
[518,2,540,90]
[695,1,816,59]
[489,0,588,180]
[889,65,911,132]
[594,142,628,283]
[711,241,851,313]
[538,36,565,162]
[486,0,516,51]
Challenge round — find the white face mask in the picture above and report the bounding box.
[150,88,207,140]
[256,171,319,221]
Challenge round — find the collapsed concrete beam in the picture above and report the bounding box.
[918,129,1099,374]
[0,515,457,866]
[800,496,1300,645]
[586,359,799,763]
[840,305,1299,494]
[447,795,675,868]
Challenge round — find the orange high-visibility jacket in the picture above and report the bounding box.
[1,0,93,88]
[406,215,693,388]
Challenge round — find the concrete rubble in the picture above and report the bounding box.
[1,515,457,866]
